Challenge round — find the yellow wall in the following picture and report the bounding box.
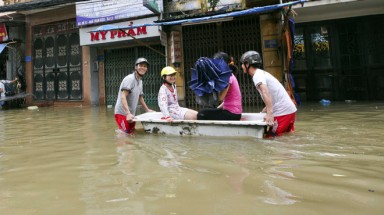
[260,13,284,82]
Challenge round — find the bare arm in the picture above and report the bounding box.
[218,84,230,101]
[121,90,134,122]
[216,84,231,109]
[257,84,274,125]
[217,102,224,109]
[139,95,153,112]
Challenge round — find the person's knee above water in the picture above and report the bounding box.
[114,57,154,134]
[158,66,197,121]
[197,52,242,121]
[240,50,297,137]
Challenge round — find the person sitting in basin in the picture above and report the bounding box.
[158,66,197,121]
[197,52,242,120]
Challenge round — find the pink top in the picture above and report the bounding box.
[223,74,242,114]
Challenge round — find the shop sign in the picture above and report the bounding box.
[264,39,278,49]
[167,0,241,13]
[170,31,182,64]
[76,0,163,27]
[79,16,160,46]
[89,24,147,41]
[143,0,160,14]
[0,23,8,42]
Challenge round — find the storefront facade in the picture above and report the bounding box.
[293,14,384,101]
[23,5,85,105]
[163,0,288,110]
[181,15,265,110]
[293,0,384,101]
[79,16,165,107]
[32,20,82,101]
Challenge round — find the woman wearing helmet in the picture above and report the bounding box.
[240,50,297,137]
[158,66,197,121]
[197,52,242,121]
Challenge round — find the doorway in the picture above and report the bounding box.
[33,21,82,101]
[293,15,384,101]
[104,45,165,107]
[183,15,263,110]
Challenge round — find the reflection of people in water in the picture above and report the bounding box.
[228,154,250,194]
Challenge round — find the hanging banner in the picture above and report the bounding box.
[170,31,182,64]
[76,0,163,27]
[143,0,160,14]
[0,23,8,42]
[167,0,241,13]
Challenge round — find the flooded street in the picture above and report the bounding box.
[0,103,383,215]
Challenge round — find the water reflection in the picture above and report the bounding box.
[0,103,383,214]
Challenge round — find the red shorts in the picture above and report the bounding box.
[266,112,296,138]
[115,114,136,134]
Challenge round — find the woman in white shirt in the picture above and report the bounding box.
[158,66,197,121]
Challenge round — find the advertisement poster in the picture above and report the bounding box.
[76,0,162,27]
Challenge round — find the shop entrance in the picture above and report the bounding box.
[33,21,82,101]
[293,15,384,101]
[183,16,263,110]
[104,45,165,107]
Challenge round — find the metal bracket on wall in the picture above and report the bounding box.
[118,29,166,57]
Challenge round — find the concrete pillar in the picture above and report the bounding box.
[24,17,33,105]
[81,46,91,105]
[97,49,105,106]
[167,25,186,104]
[260,13,284,81]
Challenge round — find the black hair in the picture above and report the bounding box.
[213,52,229,64]
[214,52,239,74]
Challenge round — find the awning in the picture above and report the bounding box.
[0,43,6,54]
[93,0,306,32]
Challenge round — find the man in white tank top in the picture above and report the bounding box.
[240,51,297,137]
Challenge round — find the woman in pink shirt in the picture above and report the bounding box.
[197,52,242,120]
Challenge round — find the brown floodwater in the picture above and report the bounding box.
[0,102,383,215]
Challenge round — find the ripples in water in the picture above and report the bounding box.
[0,104,383,214]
